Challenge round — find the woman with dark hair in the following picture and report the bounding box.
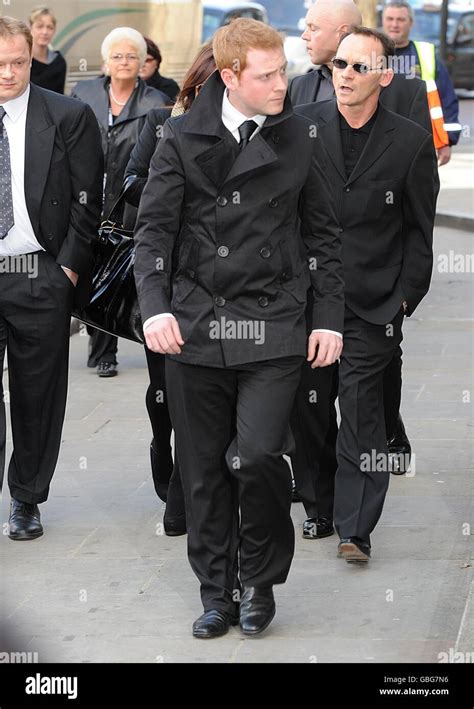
[139,37,180,103]
[123,42,216,535]
[29,6,67,94]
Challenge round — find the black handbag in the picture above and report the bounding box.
[73,188,144,344]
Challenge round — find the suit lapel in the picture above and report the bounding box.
[24,84,56,237]
[346,106,395,185]
[302,70,320,104]
[315,101,346,182]
[222,130,278,184]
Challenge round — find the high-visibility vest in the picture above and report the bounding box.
[413,40,449,149]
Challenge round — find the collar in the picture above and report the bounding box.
[1,83,30,122]
[317,64,333,81]
[222,89,266,135]
[338,106,379,133]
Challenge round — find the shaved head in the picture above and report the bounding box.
[302,0,363,66]
[309,0,362,27]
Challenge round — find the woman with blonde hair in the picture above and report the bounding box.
[29,6,66,93]
[72,27,169,378]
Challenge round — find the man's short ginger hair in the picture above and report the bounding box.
[212,18,283,75]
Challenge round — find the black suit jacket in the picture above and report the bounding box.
[289,70,431,131]
[296,100,438,324]
[25,84,103,306]
[134,71,344,368]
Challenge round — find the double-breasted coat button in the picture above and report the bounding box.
[272,133,279,143]
[216,195,228,207]
[269,198,279,208]
[339,227,344,233]
[344,186,350,193]
[214,295,226,307]
[217,245,229,257]
[51,198,59,206]
[260,246,271,258]
[258,296,269,307]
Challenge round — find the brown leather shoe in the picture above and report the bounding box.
[337,537,371,562]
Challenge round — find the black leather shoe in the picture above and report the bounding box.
[337,537,371,563]
[164,514,187,536]
[8,499,43,540]
[97,362,117,378]
[303,517,334,539]
[192,609,237,639]
[387,414,412,475]
[239,586,275,635]
[291,478,302,503]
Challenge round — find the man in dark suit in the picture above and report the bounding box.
[288,0,433,542]
[298,26,437,561]
[0,17,103,539]
[134,18,344,638]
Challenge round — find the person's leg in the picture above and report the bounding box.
[229,356,303,588]
[87,330,118,373]
[0,315,7,494]
[335,308,404,550]
[383,345,403,442]
[5,253,72,505]
[165,359,238,615]
[290,361,338,521]
[144,347,173,499]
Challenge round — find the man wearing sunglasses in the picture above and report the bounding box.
[296,26,438,562]
[288,0,433,545]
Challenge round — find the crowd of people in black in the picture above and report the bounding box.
[1,0,457,637]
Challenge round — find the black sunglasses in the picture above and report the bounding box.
[332,57,379,74]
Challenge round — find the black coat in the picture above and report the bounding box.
[123,107,172,206]
[24,84,103,307]
[289,70,431,132]
[134,71,345,368]
[71,76,168,225]
[146,72,180,103]
[296,99,438,324]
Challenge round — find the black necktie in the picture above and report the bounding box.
[238,119,258,151]
[0,106,14,239]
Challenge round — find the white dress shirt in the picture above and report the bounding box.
[0,84,44,256]
[143,90,341,341]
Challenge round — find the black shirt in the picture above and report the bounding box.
[31,51,67,94]
[339,108,378,178]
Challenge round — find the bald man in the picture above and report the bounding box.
[288,0,433,541]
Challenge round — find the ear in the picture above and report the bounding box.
[379,67,394,88]
[337,22,350,40]
[220,67,237,91]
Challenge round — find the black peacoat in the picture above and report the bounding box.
[134,72,345,368]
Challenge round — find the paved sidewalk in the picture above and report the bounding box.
[436,152,474,229]
[1,224,473,664]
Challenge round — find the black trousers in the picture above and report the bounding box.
[87,329,118,367]
[334,308,404,544]
[166,356,303,614]
[0,251,72,504]
[290,339,403,521]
